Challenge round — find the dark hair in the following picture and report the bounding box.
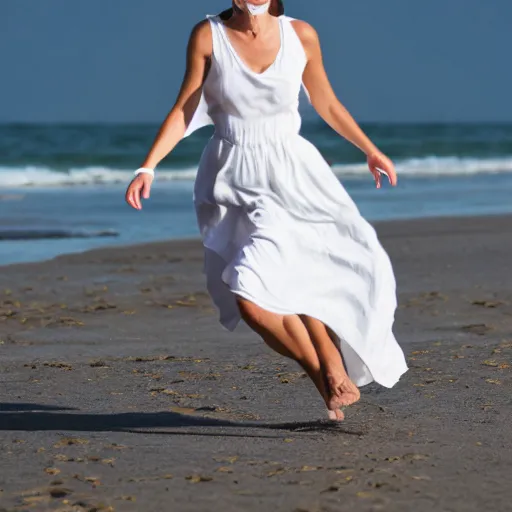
[221,1,285,20]
[270,0,285,16]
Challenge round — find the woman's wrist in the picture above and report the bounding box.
[134,167,155,178]
[349,139,379,157]
[365,147,382,159]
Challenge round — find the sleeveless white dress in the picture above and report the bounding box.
[184,14,408,388]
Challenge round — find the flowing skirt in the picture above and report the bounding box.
[193,127,408,388]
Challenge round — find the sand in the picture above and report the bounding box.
[0,214,511,511]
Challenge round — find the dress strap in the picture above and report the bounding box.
[280,16,311,103]
[280,16,307,66]
[206,15,229,64]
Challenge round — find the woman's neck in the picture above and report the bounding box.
[230,11,274,37]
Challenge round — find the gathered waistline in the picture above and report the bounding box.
[212,131,299,148]
[211,110,302,147]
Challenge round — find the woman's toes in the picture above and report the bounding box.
[327,408,345,421]
[334,408,345,421]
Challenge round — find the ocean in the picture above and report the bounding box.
[1,119,512,265]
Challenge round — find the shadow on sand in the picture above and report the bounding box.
[0,403,366,438]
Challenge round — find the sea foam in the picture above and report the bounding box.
[1,156,512,188]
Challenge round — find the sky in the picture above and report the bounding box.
[2,0,511,123]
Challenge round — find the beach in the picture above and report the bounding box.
[0,213,510,511]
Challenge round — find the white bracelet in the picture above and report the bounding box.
[134,167,155,178]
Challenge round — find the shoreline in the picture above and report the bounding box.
[2,211,512,270]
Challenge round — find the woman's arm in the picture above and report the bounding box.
[292,21,397,188]
[126,20,212,210]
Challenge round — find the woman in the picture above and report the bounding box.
[125,0,408,421]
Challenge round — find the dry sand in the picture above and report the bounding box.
[0,214,511,511]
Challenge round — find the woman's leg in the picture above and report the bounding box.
[237,297,344,420]
[299,315,360,410]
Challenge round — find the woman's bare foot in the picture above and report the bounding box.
[325,368,360,410]
[236,304,355,423]
[297,316,361,419]
[299,362,346,421]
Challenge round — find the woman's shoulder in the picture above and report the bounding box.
[188,18,214,56]
[191,18,214,39]
[285,16,319,53]
[286,17,319,44]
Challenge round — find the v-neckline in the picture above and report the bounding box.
[218,16,283,77]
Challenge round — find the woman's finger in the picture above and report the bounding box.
[377,165,397,187]
[127,191,137,210]
[126,187,134,209]
[374,168,381,189]
[131,193,140,210]
[387,167,397,186]
[142,181,152,200]
[125,188,134,209]
[126,185,141,210]
[134,186,142,210]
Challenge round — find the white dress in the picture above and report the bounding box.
[184,14,408,388]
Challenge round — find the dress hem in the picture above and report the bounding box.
[222,280,407,389]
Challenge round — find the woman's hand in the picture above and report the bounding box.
[125,174,153,210]
[367,152,398,189]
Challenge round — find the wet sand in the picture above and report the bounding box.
[0,214,511,511]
